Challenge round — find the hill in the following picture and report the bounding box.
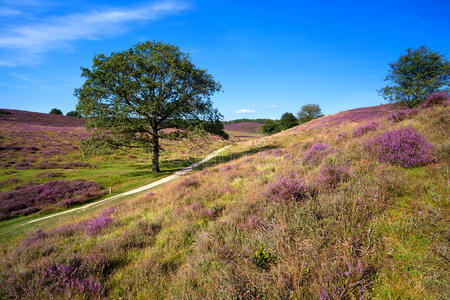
[0,101,448,299]
[0,109,228,221]
[224,121,263,140]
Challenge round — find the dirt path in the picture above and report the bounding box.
[24,145,231,225]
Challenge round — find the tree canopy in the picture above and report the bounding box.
[298,104,323,124]
[75,41,224,172]
[260,119,281,135]
[279,112,298,130]
[379,46,449,107]
[49,108,62,115]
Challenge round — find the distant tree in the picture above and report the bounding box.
[76,41,223,172]
[66,111,81,118]
[49,108,63,115]
[260,119,281,134]
[379,46,449,107]
[279,112,298,130]
[298,104,323,124]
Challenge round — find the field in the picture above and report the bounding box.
[224,121,263,140]
[0,100,449,299]
[0,109,229,223]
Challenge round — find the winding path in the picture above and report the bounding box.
[24,145,231,225]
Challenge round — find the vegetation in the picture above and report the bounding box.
[260,119,281,134]
[76,41,223,172]
[379,46,449,107]
[1,100,447,299]
[298,104,324,124]
[222,118,269,125]
[66,111,80,118]
[49,108,63,115]
[279,112,298,130]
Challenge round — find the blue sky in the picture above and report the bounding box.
[0,0,449,120]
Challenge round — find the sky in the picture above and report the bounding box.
[0,0,449,121]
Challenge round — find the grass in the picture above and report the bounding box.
[0,103,448,299]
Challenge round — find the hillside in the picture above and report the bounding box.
[0,109,228,221]
[0,101,448,299]
[224,121,263,140]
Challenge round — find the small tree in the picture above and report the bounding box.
[260,119,281,135]
[49,108,63,115]
[379,46,449,107]
[76,41,223,172]
[66,111,81,118]
[298,104,323,124]
[279,112,298,130]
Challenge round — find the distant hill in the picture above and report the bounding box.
[223,121,263,134]
[0,109,84,127]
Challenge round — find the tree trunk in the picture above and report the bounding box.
[152,134,160,173]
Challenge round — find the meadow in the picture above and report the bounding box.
[0,109,228,224]
[0,93,448,299]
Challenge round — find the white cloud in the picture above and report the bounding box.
[236,109,255,114]
[267,104,277,109]
[0,1,190,65]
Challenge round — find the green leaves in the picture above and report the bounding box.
[75,41,224,172]
[298,104,323,124]
[380,46,449,107]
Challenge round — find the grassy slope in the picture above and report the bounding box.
[0,109,229,238]
[0,104,448,299]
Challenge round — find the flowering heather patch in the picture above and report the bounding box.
[316,163,350,190]
[177,178,199,189]
[421,91,450,108]
[337,131,348,141]
[220,165,233,171]
[21,229,48,247]
[388,108,418,123]
[304,143,333,165]
[0,180,104,220]
[352,121,378,137]
[223,122,262,133]
[85,207,114,236]
[266,175,314,202]
[367,127,434,168]
[0,177,19,188]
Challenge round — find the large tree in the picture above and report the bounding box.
[379,46,449,107]
[76,41,223,172]
[298,104,323,124]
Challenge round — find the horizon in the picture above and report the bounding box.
[0,0,449,121]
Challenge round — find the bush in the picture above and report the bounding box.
[260,119,281,134]
[304,143,333,165]
[388,108,418,123]
[66,110,81,118]
[266,175,314,202]
[421,91,450,108]
[317,162,350,190]
[367,127,434,168]
[253,243,276,269]
[353,121,378,137]
[85,207,114,236]
[49,108,62,115]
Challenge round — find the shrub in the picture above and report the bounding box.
[317,162,350,190]
[352,121,378,137]
[266,175,314,202]
[388,108,418,122]
[253,243,276,269]
[304,143,333,165]
[367,127,434,168]
[85,207,114,236]
[0,180,104,220]
[421,91,450,108]
[49,108,63,115]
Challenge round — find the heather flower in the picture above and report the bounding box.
[352,121,378,137]
[421,91,450,108]
[317,163,350,190]
[367,127,434,168]
[177,178,199,189]
[85,208,114,236]
[220,165,233,171]
[304,143,333,165]
[266,175,314,202]
[388,108,418,122]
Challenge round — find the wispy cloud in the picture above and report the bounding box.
[236,109,255,114]
[267,104,277,109]
[10,72,42,84]
[0,1,190,65]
